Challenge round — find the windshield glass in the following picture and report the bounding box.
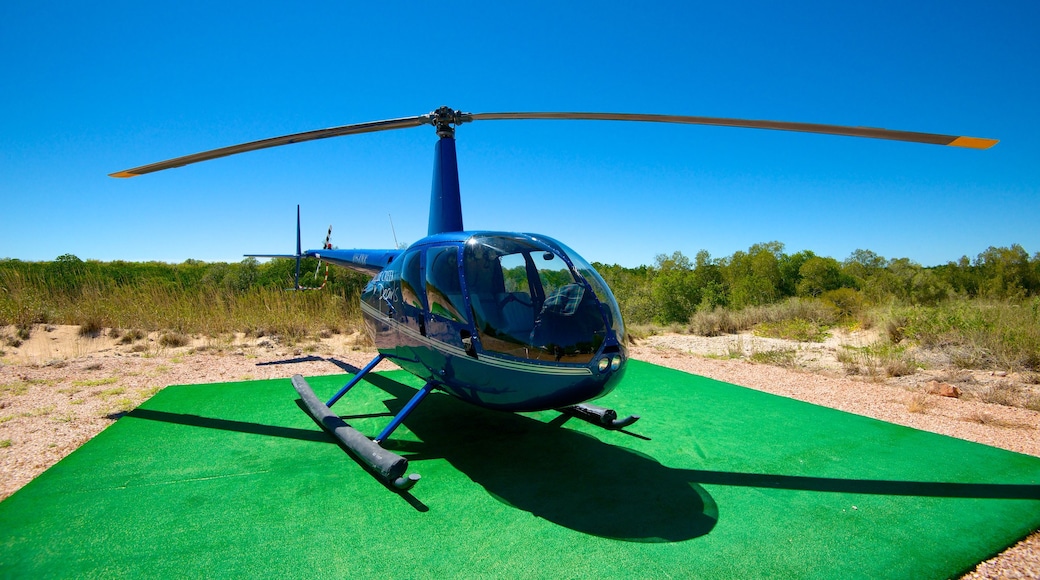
[464,235,607,363]
[551,239,625,343]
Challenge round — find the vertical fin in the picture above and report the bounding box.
[294,205,302,290]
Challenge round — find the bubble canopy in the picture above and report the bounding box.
[462,233,624,363]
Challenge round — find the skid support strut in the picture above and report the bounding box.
[326,353,384,408]
[376,382,435,443]
[291,355,431,491]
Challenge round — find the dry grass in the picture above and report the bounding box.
[962,411,1031,429]
[979,381,1028,408]
[837,342,919,379]
[907,393,935,414]
[0,266,364,345]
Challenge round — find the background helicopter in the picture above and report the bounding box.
[111,107,996,490]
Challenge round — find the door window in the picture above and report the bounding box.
[425,246,468,323]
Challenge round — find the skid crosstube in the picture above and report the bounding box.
[291,374,419,490]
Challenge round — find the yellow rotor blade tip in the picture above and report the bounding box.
[949,136,999,149]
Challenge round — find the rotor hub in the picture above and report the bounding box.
[427,106,472,138]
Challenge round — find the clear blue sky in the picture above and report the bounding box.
[2,1,1037,268]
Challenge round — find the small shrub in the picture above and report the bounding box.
[963,411,1028,429]
[625,324,656,341]
[886,317,905,344]
[884,357,918,378]
[839,342,917,378]
[688,308,739,337]
[16,325,31,341]
[1023,394,1040,412]
[907,393,933,414]
[754,318,829,343]
[965,411,997,425]
[78,319,103,338]
[836,347,863,375]
[856,311,875,331]
[726,336,746,359]
[159,332,190,347]
[749,348,797,367]
[119,329,146,344]
[821,288,865,319]
[0,439,12,448]
[979,382,1021,407]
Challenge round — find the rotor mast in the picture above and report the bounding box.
[426,106,471,236]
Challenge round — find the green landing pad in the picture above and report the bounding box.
[2,360,1039,578]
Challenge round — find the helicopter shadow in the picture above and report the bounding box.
[363,372,718,543]
[256,355,327,367]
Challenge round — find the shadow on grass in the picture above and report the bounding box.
[125,408,331,443]
[361,372,718,542]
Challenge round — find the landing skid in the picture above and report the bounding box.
[293,355,638,490]
[292,374,421,491]
[557,403,640,430]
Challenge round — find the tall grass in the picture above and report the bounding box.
[685,296,1039,374]
[688,298,838,339]
[0,261,364,340]
[892,299,1040,371]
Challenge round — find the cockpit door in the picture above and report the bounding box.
[423,245,476,356]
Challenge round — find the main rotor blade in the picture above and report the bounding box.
[110,115,429,177]
[467,112,998,149]
[110,107,997,178]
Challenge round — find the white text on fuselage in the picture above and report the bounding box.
[368,269,398,304]
[372,270,396,283]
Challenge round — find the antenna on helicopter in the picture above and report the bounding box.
[388,214,401,249]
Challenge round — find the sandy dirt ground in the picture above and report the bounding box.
[1,324,1037,578]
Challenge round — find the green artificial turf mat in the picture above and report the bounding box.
[1,360,1039,578]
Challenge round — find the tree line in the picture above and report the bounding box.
[593,242,1040,325]
[1,254,370,297]
[3,243,1038,330]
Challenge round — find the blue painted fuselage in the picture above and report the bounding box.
[335,231,627,412]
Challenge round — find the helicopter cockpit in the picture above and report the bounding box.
[366,232,625,369]
[462,233,624,364]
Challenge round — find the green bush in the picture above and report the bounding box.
[754,318,829,343]
[821,288,865,319]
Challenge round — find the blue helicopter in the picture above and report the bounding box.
[111,107,996,490]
